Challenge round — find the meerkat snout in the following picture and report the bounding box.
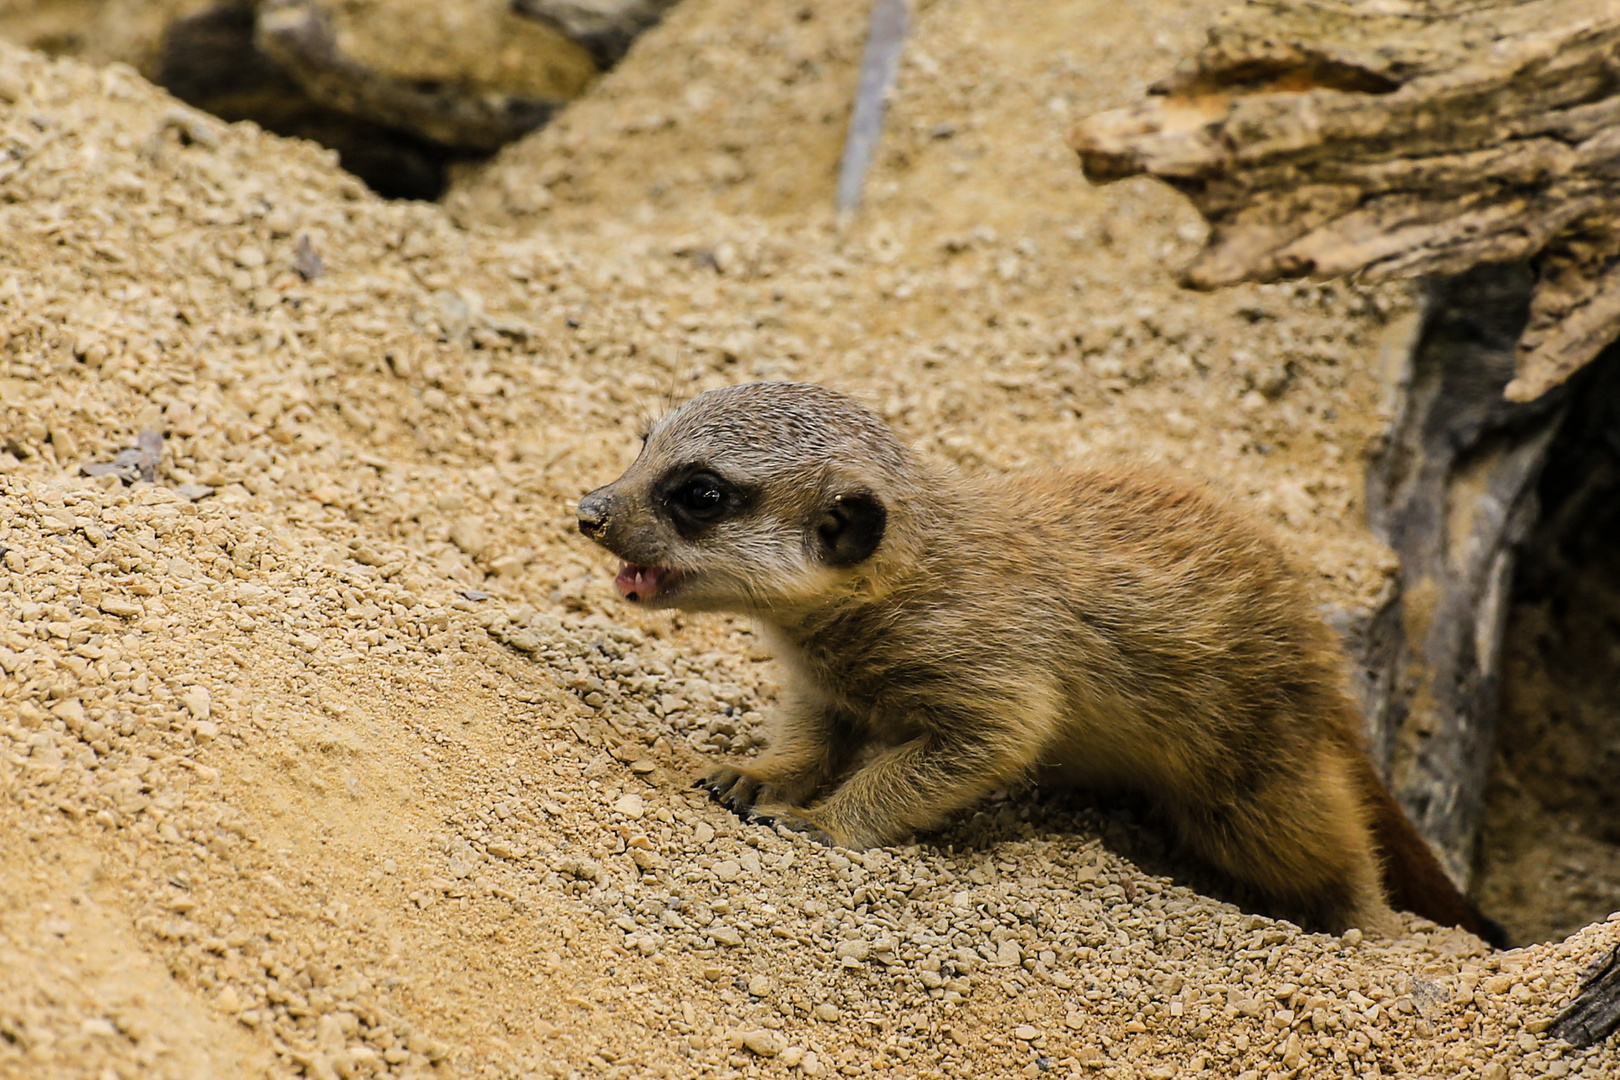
[576,489,611,538]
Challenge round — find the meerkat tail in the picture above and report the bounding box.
[1350,755,1509,947]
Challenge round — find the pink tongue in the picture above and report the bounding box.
[615,563,662,600]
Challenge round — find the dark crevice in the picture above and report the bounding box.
[1357,263,1569,894]
[1158,56,1401,98]
[1347,263,1620,946]
[1473,341,1620,943]
[157,3,469,200]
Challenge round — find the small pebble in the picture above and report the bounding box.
[741,1029,781,1057]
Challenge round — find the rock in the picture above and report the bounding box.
[182,688,212,721]
[0,65,23,104]
[449,519,490,560]
[99,596,144,619]
[835,939,870,962]
[256,0,592,150]
[612,793,644,819]
[302,1052,340,1080]
[316,1012,346,1053]
[51,698,88,731]
[740,1029,781,1057]
[712,859,740,883]
[510,0,680,68]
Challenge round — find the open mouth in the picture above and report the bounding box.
[615,562,678,603]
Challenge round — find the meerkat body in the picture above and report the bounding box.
[577,381,1497,938]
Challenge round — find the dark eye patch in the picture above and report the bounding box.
[655,467,745,536]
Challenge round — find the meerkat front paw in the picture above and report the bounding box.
[696,765,772,813]
[743,804,838,848]
[695,763,812,813]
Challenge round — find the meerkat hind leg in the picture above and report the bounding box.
[1167,752,1388,932]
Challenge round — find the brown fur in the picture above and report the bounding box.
[577,381,1496,937]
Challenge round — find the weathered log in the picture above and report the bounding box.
[1552,946,1620,1048]
[1069,0,1620,403]
[1358,264,1571,886]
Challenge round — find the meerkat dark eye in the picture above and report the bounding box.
[674,478,724,516]
[659,470,737,534]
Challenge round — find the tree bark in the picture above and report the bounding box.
[1069,0,1620,403]
[1359,265,1570,885]
[1553,946,1620,1048]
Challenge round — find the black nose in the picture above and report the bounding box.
[577,489,611,538]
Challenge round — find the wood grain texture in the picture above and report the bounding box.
[1359,266,1570,889]
[1552,946,1620,1047]
[1069,0,1620,402]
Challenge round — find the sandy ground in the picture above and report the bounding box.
[2,0,1618,1078]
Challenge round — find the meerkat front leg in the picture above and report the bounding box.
[698,698,861,813]
[751,731,1026,849]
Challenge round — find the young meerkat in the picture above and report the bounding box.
[577,381,1499,939]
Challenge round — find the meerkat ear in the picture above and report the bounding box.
[816,489,886,567]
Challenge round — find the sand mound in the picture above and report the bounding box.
[2,1,1617,1077]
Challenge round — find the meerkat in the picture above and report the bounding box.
[576,381,1501,940]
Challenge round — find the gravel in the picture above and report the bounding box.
[2,1,1618,1078]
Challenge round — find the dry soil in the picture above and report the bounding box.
[2,1,1618,1079]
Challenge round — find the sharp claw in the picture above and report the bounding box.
[691,777,708,789]
[750,812,776,828]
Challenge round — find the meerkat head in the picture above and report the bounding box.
[577,382,914,615]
